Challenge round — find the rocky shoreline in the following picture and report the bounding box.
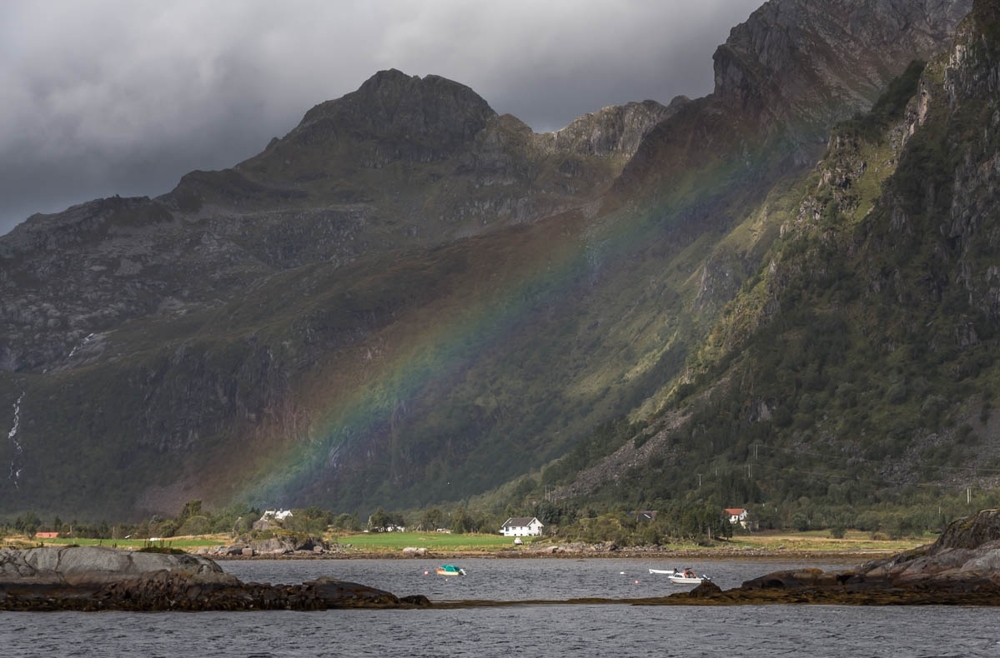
[432,510,1000,608]
[660,508,1000,606]
[0,546,428,611]
[6,510,1000,610]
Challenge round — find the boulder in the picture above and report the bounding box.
[0,546,232,587]
[306,577,400,607]
[242,535,328,555]
[687,580,723,598]
[0,546,420,611]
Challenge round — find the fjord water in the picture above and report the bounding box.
[220,556,852,601]
[4,559,999,657]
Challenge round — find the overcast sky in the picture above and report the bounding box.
[0,0,762,235]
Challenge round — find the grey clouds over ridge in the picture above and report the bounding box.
[0,0,761,235]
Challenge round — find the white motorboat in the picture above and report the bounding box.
[648,568,679,575]
[668,569,708,585]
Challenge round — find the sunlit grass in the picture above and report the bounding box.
[725,529,930,553]
[334,532,536,552]
[14,534,231,550]
[2,529,930,556]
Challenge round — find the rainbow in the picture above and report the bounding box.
[237,212,594,506]
[233,138,770,509]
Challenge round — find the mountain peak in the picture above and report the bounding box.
[293,69,497,156]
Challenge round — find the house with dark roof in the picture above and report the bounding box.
[500,516,544,537]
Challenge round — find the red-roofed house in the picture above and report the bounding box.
[724,508,749,528]
[34,532,59,539]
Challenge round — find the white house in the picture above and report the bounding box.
[724,508,749,528]
[500,516,544,537]
[253,509,294,531]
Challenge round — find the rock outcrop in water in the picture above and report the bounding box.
[0,546,425,611]
[676,509,1000,605]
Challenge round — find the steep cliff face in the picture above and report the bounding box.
[602,0,974,343]
[713,0,972,130]
[941,2,1000,323]
[561,0,1000,514]
[616,0,972,203]
[545,99,683,158]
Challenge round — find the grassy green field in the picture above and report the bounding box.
[4,529,926,556]
[335,532,535,552]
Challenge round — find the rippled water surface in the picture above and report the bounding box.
[221,556,853,601]
[4,558,999,657]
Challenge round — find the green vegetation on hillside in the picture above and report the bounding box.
[515,35,1000,538]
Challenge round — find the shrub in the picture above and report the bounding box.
[138,546,186,555]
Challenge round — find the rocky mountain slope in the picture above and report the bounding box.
[0,70,675,374]
[554,0,999,530]
[0,0,976,520]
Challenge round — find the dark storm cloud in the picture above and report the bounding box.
[0,0,761,235]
